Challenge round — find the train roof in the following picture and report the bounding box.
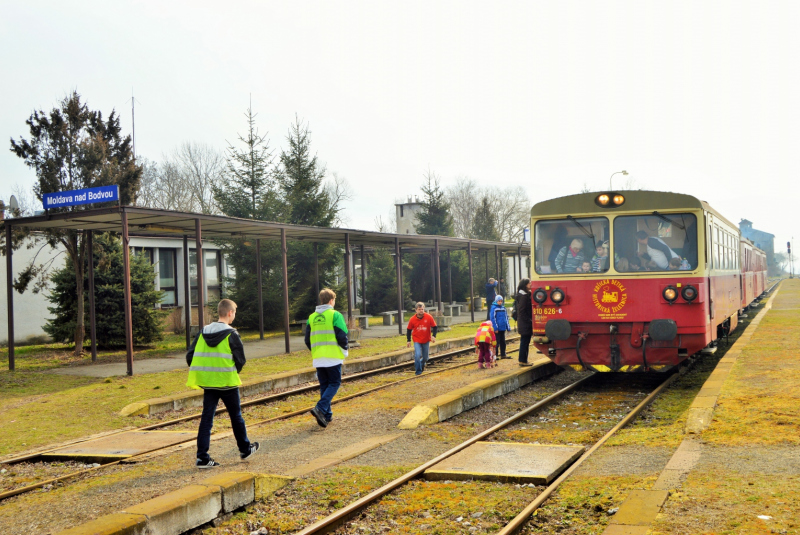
[531,190,737,229]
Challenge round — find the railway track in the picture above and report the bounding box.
[0,338,520,502]
[292,371,678,535]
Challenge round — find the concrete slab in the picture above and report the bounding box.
[603,526,651,535]
[652,469,685,491]
[55,513,148,535]
[662,439,702,471]
[123,484,221,535]
[424,442,584,484]
[41,431,195,463]
[198,472,255,513]
[285,434,402,477]
[685,407,714,434]
[608,489,669,525]
[690,396,717,409]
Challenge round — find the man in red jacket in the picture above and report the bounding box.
[406,302,437,375]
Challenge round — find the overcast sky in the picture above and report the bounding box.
[1,1,797,263]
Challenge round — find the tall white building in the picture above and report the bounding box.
[395,196,424,235]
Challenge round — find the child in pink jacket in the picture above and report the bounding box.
[474,321,497,369]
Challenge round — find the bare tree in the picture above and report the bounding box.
[445,177,530,241]
[446,176,481,238]
[325,171,354,227]
[175,142,224,214]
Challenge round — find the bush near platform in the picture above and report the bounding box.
[43,233,166,347]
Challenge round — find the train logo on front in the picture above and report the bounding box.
[592,279,628,318]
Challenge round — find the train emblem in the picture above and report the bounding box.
[592,279,628,315]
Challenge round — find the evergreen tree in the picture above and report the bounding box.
[44,233,164,347]
[213,104,284,330]
[409,171,454,303]
[471,197,499,241]
[362,248,410,313]
[9,91,141,355]
[276,117,340,319]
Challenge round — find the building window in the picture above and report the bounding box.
[159,248,177,307]
[400,205,404,217]
[190,250,223,304]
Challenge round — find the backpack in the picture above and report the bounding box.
[511,301,518,321]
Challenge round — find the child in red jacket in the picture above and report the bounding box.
[474,321,497,369]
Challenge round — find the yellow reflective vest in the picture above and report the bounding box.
[308,308,348,364]
[186,333,242,389]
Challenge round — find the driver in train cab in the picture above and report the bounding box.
[636,230,680,270]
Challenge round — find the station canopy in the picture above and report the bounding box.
[4,205,531,254]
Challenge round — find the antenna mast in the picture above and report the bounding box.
[131,88,136,160]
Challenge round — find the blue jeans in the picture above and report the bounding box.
[197,388,251,462]
[315,364,342,422]
[414,342,430,375]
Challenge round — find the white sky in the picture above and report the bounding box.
[1,1,797,262]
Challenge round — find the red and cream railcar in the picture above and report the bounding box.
[740,238,767,309]
[529,190,763,372]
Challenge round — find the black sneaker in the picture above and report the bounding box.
[241,442,260,460]
[196,458,221,469]
[310,407,328,428]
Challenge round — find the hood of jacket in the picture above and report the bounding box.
[314,304,334,314]
[200,321,236,347]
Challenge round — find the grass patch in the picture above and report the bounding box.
[0,321,482,456]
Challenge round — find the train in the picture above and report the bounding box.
[528,190,768,372]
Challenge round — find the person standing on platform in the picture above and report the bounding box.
[485,278,499,319]
[406,302,438,375]
[490,295,511,359]
[305,288,349,428]
[187,299,259,468]
[516,278,533,367]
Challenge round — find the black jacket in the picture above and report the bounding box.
[516,290,533,336]
[186,323,246,373]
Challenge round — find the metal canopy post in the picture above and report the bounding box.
[434,239,442,312]
[195,219,205,332]
[5,223,14,371]
[121,211,134,376]
[256,239,264,340]
[281,228,290,353]
[395,237,403,335]
[430,251,436,305]
[360,245,366,315]
[87,230,97,362]
[183,235,191,350]
[344,233,352,321]
[495,245,500,281]
[447,249,453,304]
[314,242,320,305]
[484,250,489,283]
[468,242,475,322]
[518,246,523,280]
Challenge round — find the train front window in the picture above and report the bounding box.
[534,217,610,274]
[613,213,698,272]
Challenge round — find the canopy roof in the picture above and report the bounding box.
[2,205,530,254]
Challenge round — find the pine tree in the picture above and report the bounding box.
[277,117,339,319]
[44,233,164,347]
[213,104,283,330]
[409,171,454,303]
[362,248,411,313]
[471,197,499,241]
[9,91,141,355]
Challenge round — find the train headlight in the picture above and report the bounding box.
[612,194,625,205]
[597,194,610,206]
[533,288,548,304]
[681,285,698,302]
[550,288,565,304]
[663,286,678,303]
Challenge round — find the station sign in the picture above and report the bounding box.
[43,185,119,209]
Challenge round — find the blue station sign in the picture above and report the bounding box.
[43,185,120,209]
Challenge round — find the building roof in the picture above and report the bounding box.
[1,205,530,255]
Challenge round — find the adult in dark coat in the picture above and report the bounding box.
[515,278,533,366]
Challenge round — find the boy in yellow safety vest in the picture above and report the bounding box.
[187,299,259,468]
[304,288,349,428]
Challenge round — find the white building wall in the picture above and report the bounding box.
[1,235,226,344]
[395,201,424,235]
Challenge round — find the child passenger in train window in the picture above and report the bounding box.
[577,261,592,273]
[591,241,609,272]
[669,257,682,270]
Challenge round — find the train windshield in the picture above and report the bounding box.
[613,213,698,272]
[534,217,610,274]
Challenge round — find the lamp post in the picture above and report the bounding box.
[610,170,628,190]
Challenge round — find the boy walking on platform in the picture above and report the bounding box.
[475,320,497,368]
[305,288,349,428]
[407,302,438,375]
[187,299,259,468]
